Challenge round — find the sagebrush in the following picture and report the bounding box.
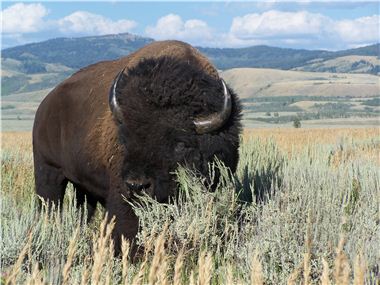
[1,129,379,284]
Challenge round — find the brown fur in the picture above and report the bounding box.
[32,40,241,255]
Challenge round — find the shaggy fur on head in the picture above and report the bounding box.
[115,57,232,128]
[112,56,242,202]
[33,41,241,257]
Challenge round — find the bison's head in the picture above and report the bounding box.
[109,57,241,202]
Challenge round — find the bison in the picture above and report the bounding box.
[32,40,241,253]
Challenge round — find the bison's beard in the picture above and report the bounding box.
[125,174,177,204]
[151,177,177,203]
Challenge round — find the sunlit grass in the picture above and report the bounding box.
[1,128,379,284]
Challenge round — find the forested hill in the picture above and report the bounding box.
[2,33,154,71]
[199,44,380,71]
[1,32,379,96]
[2,32,379,72]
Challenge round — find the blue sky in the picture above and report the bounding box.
[1,1,379,50]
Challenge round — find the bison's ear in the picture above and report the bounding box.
[109,68,127,123]
[193,79,232,134]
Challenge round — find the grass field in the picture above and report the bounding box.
[221,68,380,99]
[1,128,379,284]
[2,68,380,133]
[292,55,380,74]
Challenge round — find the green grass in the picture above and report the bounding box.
[1,136,379,284]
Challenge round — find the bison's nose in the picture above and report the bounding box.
[125,181,151,191]
[125,179,154,197]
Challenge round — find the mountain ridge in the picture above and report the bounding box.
[2,33,154,70]
[1,32,379,96]
[198,43,379,70]
[2,32,378,71]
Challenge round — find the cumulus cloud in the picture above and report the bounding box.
[231,11,328,39]
[1,3,137,39]
[228,10,379,49]
[145,11,378,50]
[1,3,49,33]
[145,14,213,45]
[1,3,378,50]
[334,15,379,44]
[58,11,137,35]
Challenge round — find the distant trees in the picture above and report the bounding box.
[21,60,46,73]
[362,98,380,106]
[293,117,301,128]
[1,75,29,95]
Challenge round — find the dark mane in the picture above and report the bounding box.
[33,40,242,256]
[115,56,242,135]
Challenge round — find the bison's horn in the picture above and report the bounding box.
[109,68,126,123]
[193,79,232,134]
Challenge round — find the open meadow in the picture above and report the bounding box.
[1,128,379,284]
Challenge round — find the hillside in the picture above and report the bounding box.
[221,68,380,98]
[220,68,379,128]
[1,33,153,95]
[3,34,377,72]
[2,33,379,130]
[2,33,154,69]
[1,33,378,96]
[292,55,380,74]
[199,45,328,70]
[3,67,379,131]
[199,43,380,71]
[1,59,72,95]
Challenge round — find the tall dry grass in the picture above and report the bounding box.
[244,127,380,164]
[1,128,379,284]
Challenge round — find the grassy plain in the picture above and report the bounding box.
[1,128,379,284]
[292,55,380,74]
[2,68,380,132]
[221,68,380,99]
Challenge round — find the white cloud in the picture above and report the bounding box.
[58,11,137,35]
[1,3,378,51]
[230,10,329,40]
[228,10,379,49]
[334,15,380,44]
[1,3,137,42]
[144,10,378,50]
[1,3,49,33]
[145,14,213,45]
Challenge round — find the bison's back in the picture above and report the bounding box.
[33,40,218,189]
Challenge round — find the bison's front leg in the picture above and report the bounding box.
[106,189,140,257]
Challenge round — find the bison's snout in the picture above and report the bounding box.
[125,178,154,197]
[125,181,151,191]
